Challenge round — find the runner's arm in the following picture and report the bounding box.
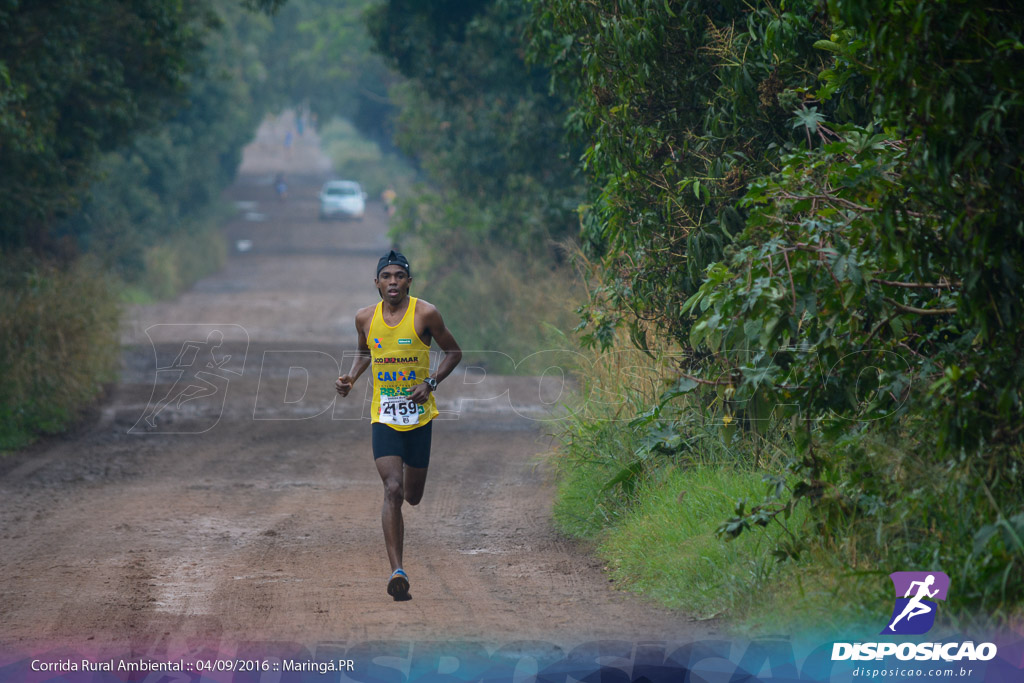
[430,310,462,385]
[336,308,373,397]
[408,305,461,404]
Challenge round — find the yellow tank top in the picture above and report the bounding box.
[368,297,438,430]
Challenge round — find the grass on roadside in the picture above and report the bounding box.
[134,209,228,301]
[547,334,901,636]
[550,335,1024,635]
[599,464,804,619]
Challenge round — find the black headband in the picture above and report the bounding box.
[376,250,411,278]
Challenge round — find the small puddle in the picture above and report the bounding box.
[457,548,503,555]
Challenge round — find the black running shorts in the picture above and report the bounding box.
[372,421,433,468]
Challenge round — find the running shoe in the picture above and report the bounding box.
[387,568,410,599]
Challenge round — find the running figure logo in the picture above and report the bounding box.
[131,325,248,434]
[882,571,950,635]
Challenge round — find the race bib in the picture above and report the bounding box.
[379,394,419,426]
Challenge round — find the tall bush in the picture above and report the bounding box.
[0,258,120,450]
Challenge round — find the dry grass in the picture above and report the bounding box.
[0,256,121,450]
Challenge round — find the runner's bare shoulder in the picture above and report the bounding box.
[414,298,439,316]
[413,299,444,330]
[354,304,376,337]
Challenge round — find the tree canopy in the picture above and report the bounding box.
[0,0,217,253]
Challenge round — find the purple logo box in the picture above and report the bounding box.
[882,571,951,635]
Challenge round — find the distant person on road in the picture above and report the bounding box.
[335,250,462,600]
[381,185,397,218]
[274,173,288,202]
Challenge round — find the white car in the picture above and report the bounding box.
[319,180,366,220]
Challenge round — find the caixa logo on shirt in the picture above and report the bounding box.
[377,370,417,382]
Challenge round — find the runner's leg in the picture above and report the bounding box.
[403,422,431,505]
[404,466,429,506]
[375,455,405,571]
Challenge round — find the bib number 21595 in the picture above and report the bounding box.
[380,395,419,426]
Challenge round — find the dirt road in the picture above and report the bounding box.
[0,120,713,669]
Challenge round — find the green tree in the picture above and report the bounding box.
[55,0,273,283]
[258,0,400,148]
[682,0,1024,457]
[368,0,581,254]
[0,0,218,253]
[0,0,281,448]
[528,0,832,348]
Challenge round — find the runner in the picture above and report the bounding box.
[381,184,397,218]
[274,172,288,202]
[335,250,462,600]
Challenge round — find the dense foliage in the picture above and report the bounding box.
[0,0,287,267]
[367,0,582,254]
[529,0,837,348]
[53,1,272,284]
[0,0,282,446]
[526,0,1024,617]
[0,0,215,253]
[681,1,1024,453]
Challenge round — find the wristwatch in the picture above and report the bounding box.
[424,377,438,392]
